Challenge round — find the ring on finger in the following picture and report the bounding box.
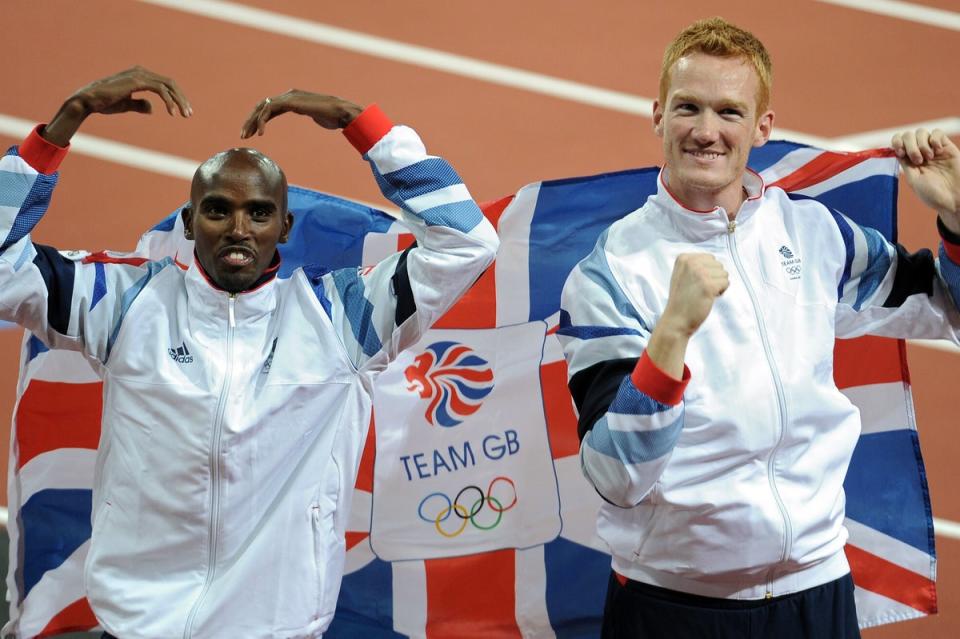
[264,97,272,105]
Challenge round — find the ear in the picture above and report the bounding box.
[180,204,194,239]
[753,109,775,148]
[279,211,294,244]
[652,100,665,138]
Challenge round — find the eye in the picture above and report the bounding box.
[676,103,697,113]
[720,108,744,119]
[251,206,273,220]
[204,204,227,217]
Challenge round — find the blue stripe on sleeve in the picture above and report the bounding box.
[852,226,892,311]
[332,267,383,357]
[303,264,334,319]
[1,171,57,252]
[830,210,855,301]
[558,308,643,340]
[107,259,173,357]
[608,377,672,416]
[374,158,464,201]
[938,244,960,309]
[370,158,481,232]
[414,200,482,231]
[90,262,107,311]
[585,411,683,464]
[577,230,651,332]
[0,168,37,208]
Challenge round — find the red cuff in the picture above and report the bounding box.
[941,236,960,265]
[630,351,690,406]
[19,125,69,174]
[342,104,394,155]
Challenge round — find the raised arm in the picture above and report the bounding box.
[834,129,960,339]
[558,235,726,507]
[241,91,499,371]
[0,68,191,361]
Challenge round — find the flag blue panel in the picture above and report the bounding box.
[527,169,659,321]
[21,489,92,598]
[544,537,609,637]
[844,429,934,555]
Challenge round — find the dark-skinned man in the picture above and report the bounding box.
[0,67,498,639]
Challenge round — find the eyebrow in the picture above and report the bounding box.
[671,93,750,112]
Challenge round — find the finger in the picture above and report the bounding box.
[900,131,924,165]
[915,128,934,161]
[125,98,152,114]
[160,77,192,117]
[890,132,905,158]
[155,83,177,116]
[240,102,265,139]
[929,128,948,154]
[256,98,276,136]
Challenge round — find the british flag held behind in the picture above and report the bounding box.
[4,141,937,637]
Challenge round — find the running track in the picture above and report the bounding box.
[1,1,958,636]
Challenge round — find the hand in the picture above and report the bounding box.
[43,66,192,147]
[240,90,363,138]
[644,254,728,380]
[660,253,729,337]
[891,128,960,233]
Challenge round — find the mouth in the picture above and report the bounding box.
[217,246,256,268]
[684,149,725,162]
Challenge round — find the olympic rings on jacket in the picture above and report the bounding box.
[417,476,518,537]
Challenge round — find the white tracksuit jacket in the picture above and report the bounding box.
[0,106,498,638]
[559,169,960,600]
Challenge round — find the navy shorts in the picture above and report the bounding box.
[602,571,861,639]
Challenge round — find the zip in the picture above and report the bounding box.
[183,295,237,638]
[723,213,793,596]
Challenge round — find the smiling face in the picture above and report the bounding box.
[653,52,774,214]
[182,149,292,293]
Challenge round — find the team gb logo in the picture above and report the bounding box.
[404,341,494,427]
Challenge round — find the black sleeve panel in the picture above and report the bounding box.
[568,356,637,440]
[392,243,417,326]
[32,243,75,335]
[882,244,935,308]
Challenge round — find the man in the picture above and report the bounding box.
[0,67,498,638]
[558,18,960,638]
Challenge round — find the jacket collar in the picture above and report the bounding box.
[184,252,280,324]
[651,167,767,242]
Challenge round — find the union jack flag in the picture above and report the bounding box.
[4,141,935,637]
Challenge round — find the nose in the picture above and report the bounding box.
[692,111,720,145]
[226,211,251,240]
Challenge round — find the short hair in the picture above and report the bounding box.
[659,17,773,113]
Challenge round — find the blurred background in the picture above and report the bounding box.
[0,1,958,636]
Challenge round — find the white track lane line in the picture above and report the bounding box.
[817,0,960,32]
[134,0,960,150]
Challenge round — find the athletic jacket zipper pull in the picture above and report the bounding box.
[727,220,737,234]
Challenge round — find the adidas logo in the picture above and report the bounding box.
[169,342,194,364]
[778,245,795,259]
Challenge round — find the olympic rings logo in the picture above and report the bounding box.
[786,265,802,276]
[417,476,518,537]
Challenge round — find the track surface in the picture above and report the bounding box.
[1,1,958,636]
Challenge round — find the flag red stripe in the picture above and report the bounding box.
[846,544,937,614]
[424,549,521,638]
[833,336,907,389]
[541,360,580,459]
[16,381,103,469]
[770,148,894,192]
[38,597,98,638]
[354,415,376,492]
[81,251,149,266]
[432,196,511,330]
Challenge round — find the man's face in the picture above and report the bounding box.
[182,150,292,293]
[652,52,774,213]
